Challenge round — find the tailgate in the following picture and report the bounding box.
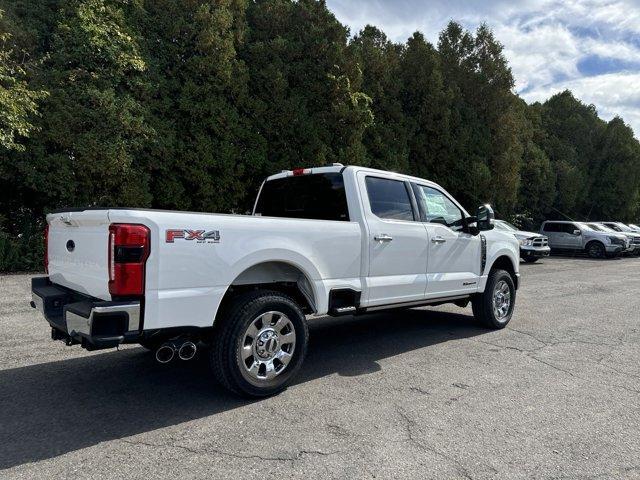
[47,210,111,300]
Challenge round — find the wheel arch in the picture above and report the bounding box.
[585,239,606,251]
[487,254,518,289]
[214,260,319,327]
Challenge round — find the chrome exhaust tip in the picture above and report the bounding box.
[178,341,197,361]
[155,344,175,364]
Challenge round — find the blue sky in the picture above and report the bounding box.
[326,0,640,138]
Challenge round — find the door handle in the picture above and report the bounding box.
[431,236,446,244]
[374,234,393,242]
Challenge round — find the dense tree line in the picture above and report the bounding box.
[1,0,639,270]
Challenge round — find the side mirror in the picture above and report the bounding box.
[573,229,581,236]
[476,204,495,231]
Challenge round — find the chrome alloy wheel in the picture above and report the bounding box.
[492,280,512,320]
[239,311,296,381]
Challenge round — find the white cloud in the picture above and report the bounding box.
[494,22,581,91]
[326,0,640,137]
[523,71,640,133]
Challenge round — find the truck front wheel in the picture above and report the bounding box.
[472,269,516,329]
[211,290,309,397]
[586,241,605,259]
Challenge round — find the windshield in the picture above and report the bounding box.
[593,223,616,233]
[585,223,604,232]
[614,223,632,232]
[495,220,517,232]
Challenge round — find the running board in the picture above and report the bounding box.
[363,295,470,312]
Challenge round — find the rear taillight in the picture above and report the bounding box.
[44,224,49,274]
[108,223,150,297]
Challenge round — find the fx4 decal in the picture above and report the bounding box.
[166,229,221,243]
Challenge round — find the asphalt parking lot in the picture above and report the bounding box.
[1,256,639,479]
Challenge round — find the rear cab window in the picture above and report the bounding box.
[254,172,350,221]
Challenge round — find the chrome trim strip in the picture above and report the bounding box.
[31,292,44,313]
[335,306,357,313]
[66,310,91,336]
[65,302,140,337]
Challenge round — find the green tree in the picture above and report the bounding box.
[1,1,640,272]
[242,0,372,182]
[349,25,409,172]
[538,91,606,218]
[4,0,154,214]
[0,9,46,151]
[589,117,640,220]
[399,32,451,187]
[136,0,264,213]
[438,22,524,213]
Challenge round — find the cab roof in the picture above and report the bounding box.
[265,164,442,189]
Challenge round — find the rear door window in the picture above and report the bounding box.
[365,176,415,221]
[543,223,560,232]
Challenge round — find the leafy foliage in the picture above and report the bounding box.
[0,0,639,271]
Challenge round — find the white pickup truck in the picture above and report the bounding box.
[32,165,520,397]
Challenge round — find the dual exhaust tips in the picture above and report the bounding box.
[155,340,197,363]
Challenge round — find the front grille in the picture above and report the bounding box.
[532,237,548,247]
[632,237,640,245]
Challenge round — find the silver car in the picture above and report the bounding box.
[495,220,550,263]
[596,222,640,255]
[540,220,630,258]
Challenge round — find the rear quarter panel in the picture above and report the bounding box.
[107,210,362,329]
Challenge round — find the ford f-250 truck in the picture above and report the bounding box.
[31,165,520,397]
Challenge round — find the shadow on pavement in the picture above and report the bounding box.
[549,252,626,261]
[0,308,483,469]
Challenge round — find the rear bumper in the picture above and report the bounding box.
[31,276,141,350]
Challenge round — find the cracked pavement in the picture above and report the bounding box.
[1,255,639,479]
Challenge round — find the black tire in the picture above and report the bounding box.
[522,256,538,263]
[210,290,308,397]
[472,269,516,329]
[586,241,605,259]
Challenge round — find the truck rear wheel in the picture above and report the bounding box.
[472,269,515,329]
[211,290,308,397]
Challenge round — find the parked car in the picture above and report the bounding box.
[540,220,630,258]
[628,223,640,232]
[494,220,550,263]
[588,223,640,255]
[31,165,520,397]
[596,222,640,254]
